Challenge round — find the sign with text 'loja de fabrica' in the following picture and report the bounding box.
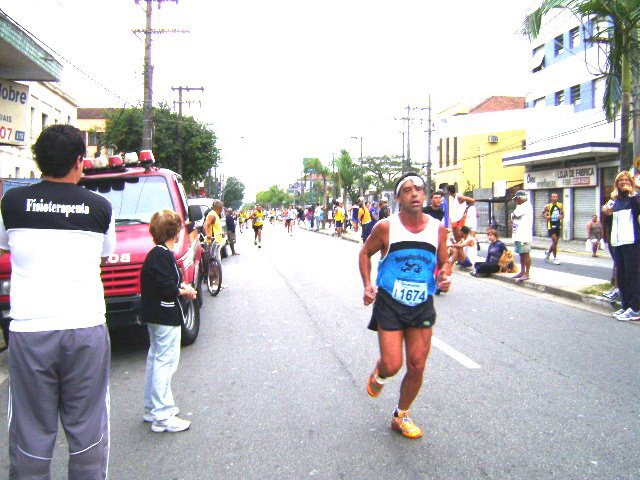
[0,80,29,146]
[524,165,597,190]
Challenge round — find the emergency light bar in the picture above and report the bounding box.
[83,150,156,173]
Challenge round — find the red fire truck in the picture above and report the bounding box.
[0,151,205,345]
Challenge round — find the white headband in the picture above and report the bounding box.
[395,175,424,197]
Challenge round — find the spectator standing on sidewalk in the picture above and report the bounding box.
[423,191,446,224]
[586,214,603,257]
[225,208,239,255]
[602,171,640,321]
[447,185,475,241]
[511,190,533,283]
[334,199,345,237]
[470,229,506,277]
[542,193,564,265]
[379,197,390,220]
[141,209,197,433]
[359,200,374,243]
[0,125,116,478]
[352,201,361,233]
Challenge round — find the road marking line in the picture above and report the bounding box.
[432,337,481,369]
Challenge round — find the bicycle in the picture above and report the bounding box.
[200,233,223,296]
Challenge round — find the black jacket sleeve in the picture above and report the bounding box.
[148,251,181,300]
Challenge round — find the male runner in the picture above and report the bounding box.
[542,193,563,264]
[334,199,345,237]
[252,204,264,248]
[422,190,445,224]
[359,172,451,439]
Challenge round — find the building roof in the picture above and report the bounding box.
[469,96,526,114]
[77,108,121,120]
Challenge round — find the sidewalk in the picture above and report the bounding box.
[303,222,614,312]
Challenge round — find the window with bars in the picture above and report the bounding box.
[555,90,564,106]
[569,27,580,48]
[438,139,443,168]
[554,34,564,56]
[446,138,450,167]
[570,85,581,105]
[453,137,458,165]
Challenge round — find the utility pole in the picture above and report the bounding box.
[426,94,433,198]
[134,0,188,150]
[171,86,204,176]
[396,105,427,173]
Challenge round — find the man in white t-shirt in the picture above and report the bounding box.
[447,185,475,241]
[511,190,533,282]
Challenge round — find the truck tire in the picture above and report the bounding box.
[180,296,200,346]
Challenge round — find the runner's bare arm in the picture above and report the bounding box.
[436,224,452,292]
[457,194,475,205]
[541,205,550,219]
[358,220,389,305]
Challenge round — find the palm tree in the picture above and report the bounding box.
[524,0,640,170]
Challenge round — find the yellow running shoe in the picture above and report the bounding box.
[366,367,384,398]
[391,411,423,439]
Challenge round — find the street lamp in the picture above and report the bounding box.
[308,168,316,207]
[351,136,363,196]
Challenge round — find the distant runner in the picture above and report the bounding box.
[359,172,451,439]
[542,193,564,265]
[251,204,264,248]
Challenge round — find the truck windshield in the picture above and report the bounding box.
[81,176,174,224]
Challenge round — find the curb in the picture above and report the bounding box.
[304,227,614,312]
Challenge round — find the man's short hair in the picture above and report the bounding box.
[447,185,456,194]
[461,225,470,234]
[212,199,223,210]
[431,190,444,198]
[438,183,448,190]
[32,124,86,178]
[149,209,182,245]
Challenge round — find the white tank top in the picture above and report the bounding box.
[385,213,440,257]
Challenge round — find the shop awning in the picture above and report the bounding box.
[503,142,619,167]
[0,13,61,81]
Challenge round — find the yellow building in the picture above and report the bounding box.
[77,108,118,157]
[433,97,527,194]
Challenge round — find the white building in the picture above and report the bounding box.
[0,81,78,179]
[0,11,77,180]
[503,9,618,240]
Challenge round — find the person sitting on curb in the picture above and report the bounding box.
[470,228,506,277]
[448,226,477,269]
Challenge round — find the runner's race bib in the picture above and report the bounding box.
[392,279,428,306]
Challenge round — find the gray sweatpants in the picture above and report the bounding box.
[7,324,111,480]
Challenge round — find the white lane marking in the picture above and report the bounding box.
[432,337,481,369]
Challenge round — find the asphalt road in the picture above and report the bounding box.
[0,223,637,479]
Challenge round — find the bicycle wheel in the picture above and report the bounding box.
[206,257,222,296]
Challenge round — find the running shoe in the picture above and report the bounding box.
[544,250,551,263]
[151,415,191,433]
[615,308,640,322]
[611,308,626,317]
[553,259,561,265]
[391,411,423,439]
[367,367,384,398]
[602,288,619,299]
[143,407,179,423]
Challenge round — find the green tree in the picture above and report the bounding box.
[303,157,332,227]
[256,185,292,208]
[361,155,404,194]
[222,176,245,210]
[103,105,220,191]
[524,1,640,170]
[336,149,360,202]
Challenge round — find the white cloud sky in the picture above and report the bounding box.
[6,0,542,201]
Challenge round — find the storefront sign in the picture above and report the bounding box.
[524,165,597,189]
[0,80,29,146]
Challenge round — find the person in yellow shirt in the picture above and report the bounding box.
[334,199,345,238]
[359,200,373,243]
[203,199,225,250]
[251,204,265,248]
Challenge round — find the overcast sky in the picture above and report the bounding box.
[7,0,542,201]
